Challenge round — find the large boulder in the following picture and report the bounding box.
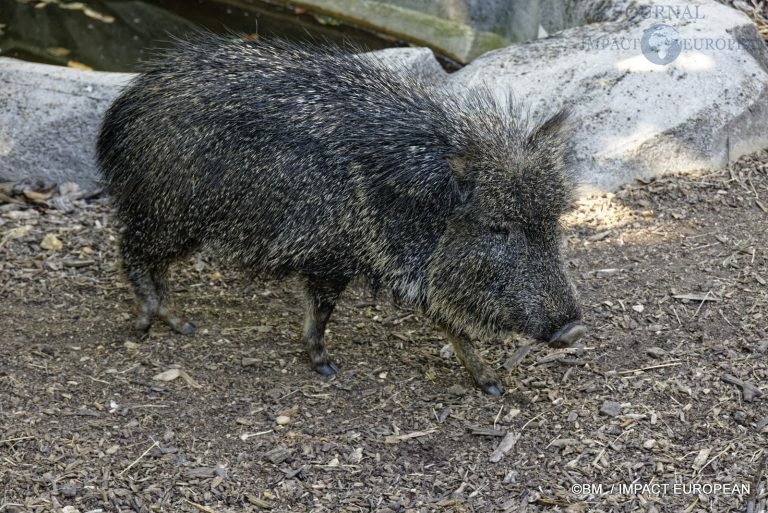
[0,58,132,185]
[0,58,132,188]
[0,48,443,189]
[539,0,633,35]
[448,0,768,190]
[265,0,541,64]
[3,0,768,192]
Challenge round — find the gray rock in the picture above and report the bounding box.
[0,47,441,189]
[599,400,621,417]
[540,0,632,34]
[58,484,77,498]
[366,46,447,83]
[266,0,540,63]
[4,0,768,193]
[0,58,131,188]
[264,446,292,464]
[448,0,768,190]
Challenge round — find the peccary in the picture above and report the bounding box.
[96,35,585,396]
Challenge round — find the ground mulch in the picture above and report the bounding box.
[1,151,767,512]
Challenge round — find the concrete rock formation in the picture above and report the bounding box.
[2,0,768,192]
[449,0,768,189]
[0,58,131,187]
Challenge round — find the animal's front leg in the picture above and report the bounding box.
[445,331,504,396]
[303,275,348,376]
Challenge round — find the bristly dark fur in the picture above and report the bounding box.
[97,34,582,394]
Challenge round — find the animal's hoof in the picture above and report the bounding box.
[134,317,151,334]
[481,381,505,396]
[314,361,339,376]
[175,321,196,336]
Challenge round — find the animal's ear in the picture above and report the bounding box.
[446,154,469,177]
[445,141,481,178]
[445,153,476,204]
[528,108,570,146]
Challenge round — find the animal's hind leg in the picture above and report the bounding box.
[121,244,160,334]
[303,275,348,376]
[121,239,195,335]
[153,264,196,335]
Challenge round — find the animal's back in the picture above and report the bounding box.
[96,36,458,276]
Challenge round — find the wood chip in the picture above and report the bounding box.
[179,369,202,389]
[470,427,506,437]
[239,430,273,441]
[264,446,291,464]
[151,367,201,389]
[245,493,273,509]
[62,259,95,268]
[599,400,621,417]
[489,432,520,463]
[692,448,711,471]
[587,230,612,241]
[384,429,437,444]
[721,374,763,402]
[153,368,180,381]
[184,466,216,479]
[672,293,719,302]
[503,344,531,369]
[0,224,32,249]
[548,438,580,448]
[184,499,220,513]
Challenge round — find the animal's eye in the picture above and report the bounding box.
[490,224,509,236]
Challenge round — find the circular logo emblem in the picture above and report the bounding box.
[641,24,682,65]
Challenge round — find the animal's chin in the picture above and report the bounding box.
[454,315,509,341]
[502,323,547,343]
[476,317,521,340]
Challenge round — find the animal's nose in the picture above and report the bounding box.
[549,321,586,347]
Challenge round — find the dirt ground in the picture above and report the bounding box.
[1,151,767,513]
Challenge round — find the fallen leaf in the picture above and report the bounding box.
[245,493,273,509]
[23,189,52,201]
[40,233,63,251]
[46,47,71,57]
[83,6,114,23]
[0,225,32,248]
[153,368,180,382]
[67,60,93,71]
